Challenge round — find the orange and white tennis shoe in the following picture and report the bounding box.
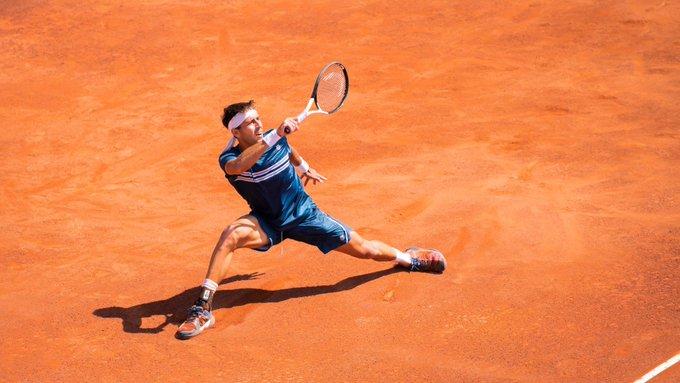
[405,247,447,273]
[176,304,214,340]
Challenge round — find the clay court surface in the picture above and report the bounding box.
[1,1,679,381]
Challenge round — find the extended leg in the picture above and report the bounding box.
[334,231,407,264]
[334,231,447,273]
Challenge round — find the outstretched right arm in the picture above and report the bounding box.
[223,117,299,175]
[223,140,270,175]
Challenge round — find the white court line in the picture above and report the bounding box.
[634,353,680,383]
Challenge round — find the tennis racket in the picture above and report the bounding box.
[284,62,349,133]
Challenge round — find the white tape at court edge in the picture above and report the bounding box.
[634,353,680,383]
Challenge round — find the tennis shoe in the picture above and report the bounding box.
[176,304,215,340]
[405,247,447,273]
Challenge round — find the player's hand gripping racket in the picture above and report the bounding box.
[284,62,349,133]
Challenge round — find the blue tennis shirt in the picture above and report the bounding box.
[218,130,316,230]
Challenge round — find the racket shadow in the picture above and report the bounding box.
[93,267,402,334]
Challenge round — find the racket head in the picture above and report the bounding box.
[311,62,349,114]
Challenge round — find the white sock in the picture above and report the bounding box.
[200,279,218,301]
[394,250,412,267]
[202,279,218,291]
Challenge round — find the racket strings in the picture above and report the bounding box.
[316,65,347,112]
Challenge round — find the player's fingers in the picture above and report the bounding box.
[304,177,310,186]
[286,118,299,131]
[282,118,298,135]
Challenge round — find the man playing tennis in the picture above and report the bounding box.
[176,100,446,340]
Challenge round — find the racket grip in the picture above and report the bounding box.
[283,111,308,134]
[296,111,308,123]
[284,111,307,134]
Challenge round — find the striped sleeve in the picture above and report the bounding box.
[219,149,238,172]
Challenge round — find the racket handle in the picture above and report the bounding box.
[284,111,308,134]
[296,111,308,123]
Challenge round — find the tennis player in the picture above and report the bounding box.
[176,100,446,340]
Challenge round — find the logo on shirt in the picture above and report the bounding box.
[275,144,281,151]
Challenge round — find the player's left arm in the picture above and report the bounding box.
[289,145,327,186]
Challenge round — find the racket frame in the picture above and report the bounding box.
[297,61,349,123]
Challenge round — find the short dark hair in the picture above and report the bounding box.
[222,100,255,129]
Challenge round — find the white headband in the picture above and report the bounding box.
[227,109,258,131]
[223,109,258,151]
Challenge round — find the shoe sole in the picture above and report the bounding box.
[175,315,215,340]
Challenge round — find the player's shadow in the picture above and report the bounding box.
[93,267,402,334]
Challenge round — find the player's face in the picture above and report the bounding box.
[235,109,263,146]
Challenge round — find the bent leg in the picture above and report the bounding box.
[177,215,271,340]
[204,214,271,283]
[333,231,407,265]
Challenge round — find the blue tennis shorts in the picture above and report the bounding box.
[250,207,352,254]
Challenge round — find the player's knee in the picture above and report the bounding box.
[220,224,251,249]
[219,226,233,241]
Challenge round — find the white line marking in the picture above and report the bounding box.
[634,353,680,383]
